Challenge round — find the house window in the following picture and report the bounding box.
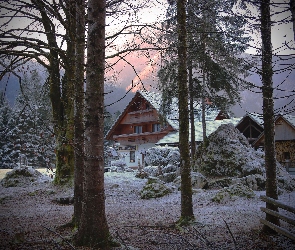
[152,123,161,132]
[284,152,290,161]
[146,103,150,110]
[130,151,135,162]
[134,126,142,134]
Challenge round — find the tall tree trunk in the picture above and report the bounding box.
[177,0,194,223]
[201,72,207,144]
[188,59,196,160]
[75,0,110,247]
[290,0,295,41]
[260,0,280,233]
[73,0,85,227]
[32,0,74,185]
[54,0,76,186]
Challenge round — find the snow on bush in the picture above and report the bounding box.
[196,124,265,177]
[212,183,255,203]
[140,177,172,199]
[0,166,51,187]
[145,146,180,167]
[110,159,127,172]
[141,146,180,182]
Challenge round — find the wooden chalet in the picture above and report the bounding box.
[106,90,232,168]
[253,114,295,172]
[235,113,264,145]
[106,91,178,168]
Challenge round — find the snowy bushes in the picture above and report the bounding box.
[140,146,180,182]
[145,146,180,167]
[0,166,50,187]
[196,124,265,177]
[211,183,255,203]
[140,177,172,199]
[110,159,127,172]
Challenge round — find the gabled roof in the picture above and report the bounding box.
[156,118,241,145]
[139,90,179,130]
[106,90,229,141]
[105,91,175,140]
[105,91,179,140]
[253,114,295,146]
[236,112,264,128]
[281,114,295,129]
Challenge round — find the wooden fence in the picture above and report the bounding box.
[260,195,295,241]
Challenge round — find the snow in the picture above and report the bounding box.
[0,171,295,249]
[284,114,295,127]
[157,118,241,145]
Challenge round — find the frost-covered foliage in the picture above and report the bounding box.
[141,146,180,182]
[0,71,55,169]
[110,159,127,172]
[174,172,208,189]
[104,146,119,168]
[196,123,265,177]
[145,146,180,167]
[211,183,255,203]
[140,177,172,199]
[0,166,51,187]
[0,93,19,169]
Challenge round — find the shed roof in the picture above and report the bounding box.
[156,118,241,145]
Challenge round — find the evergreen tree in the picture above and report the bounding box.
[158,0,251,141]
[260,0,280,233]
[0,70,55,169]
[0,91,18,168]
[177,0,195,224]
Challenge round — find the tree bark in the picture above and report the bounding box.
[75,0,110,247]
[188,59,196,160]
[73,0,85,227]
[32,0,74,185]
[177,0,194,222]
[260,0,280,233]
[290,0,295,41]
[54,0,76,186]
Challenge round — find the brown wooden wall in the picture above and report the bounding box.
[275,140,295,163]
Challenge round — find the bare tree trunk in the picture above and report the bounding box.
[54,0,76,185]
[32,0,74,185]
[188,59,196,160]
[75,0,110,247]
[201,73,207,144]
[73,0,85,228]
[177,0,194,223]
[290,0,295,41]
[260,0,280,233]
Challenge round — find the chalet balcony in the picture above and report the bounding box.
[122,109,159,124]
[112,130,169,145]
[113,130,167,139]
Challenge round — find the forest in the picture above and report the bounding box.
[0,0,295,249]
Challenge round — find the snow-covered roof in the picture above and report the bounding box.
[156,118,241,145]
[282,114,295,128]
[106,90,233,140]
[248,113,264,126]
[139,90,179,130]
[139,90,222,130]
[236,112,264,128]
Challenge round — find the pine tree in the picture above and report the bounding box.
[260,0,280,233]
[158,0,251,141]
[0,70,55,169]
[0,91,18,168]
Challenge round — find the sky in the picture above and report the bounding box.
[1,0,294,115]
[105,0,295,93]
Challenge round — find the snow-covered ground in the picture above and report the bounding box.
[1,171,294,249]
